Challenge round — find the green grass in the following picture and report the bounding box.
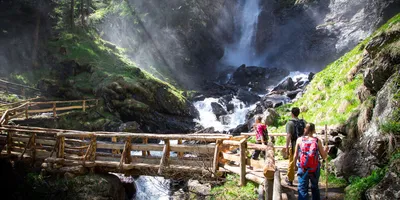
[345,168,387,200]
[320,168,348,188]
[344,151,400,199]
[210,174,258,200]
[275,13,400,127]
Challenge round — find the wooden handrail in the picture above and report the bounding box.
[0,79,40,91]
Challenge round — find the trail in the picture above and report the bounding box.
[276,160,345,200]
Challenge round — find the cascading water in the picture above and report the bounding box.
[194,98,256,132]
[222,0,262,67]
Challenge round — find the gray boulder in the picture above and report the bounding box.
[211,102,227,118]
[263,108,280,126]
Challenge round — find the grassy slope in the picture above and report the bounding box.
[276,14,400,127]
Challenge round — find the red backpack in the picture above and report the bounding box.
[297,137,319,173]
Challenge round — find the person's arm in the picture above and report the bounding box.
[318,139,328,160]
[293,138,301,165]
[285,122,292,152]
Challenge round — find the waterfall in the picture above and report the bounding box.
[222,0,262,67]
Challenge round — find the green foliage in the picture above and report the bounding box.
[380,120,400,135]
[210,175,258,200]
[345,169,387,200]
[320,168,348,188]
[275,136,286,146]
[345,151,400,199]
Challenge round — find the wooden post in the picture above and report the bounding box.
[112,137,120,154]
[6,131,13,155]
[82,100,86,112]
[57,136,65,158]
[21,88,25,97]
[96,99,99,106]
[125,137,132,164]
[158,139,170,175]
[264,178,274,200]
[25,103,29,119]
[212,140,222,177]
[177,139,183,158]
[31,133,36,162]
[142,138,148,156]
[272,168,282,200]
[239,138,247,186]
[90,135,97,161]
[325,124,328,200]
[52,103,57,117]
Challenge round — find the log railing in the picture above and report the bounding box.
[0,122,283,199]
[0,79,40,97]
[0,99,98,126]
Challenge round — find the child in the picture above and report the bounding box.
[251,116,267,160]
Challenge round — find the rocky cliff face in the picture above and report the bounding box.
[255,0,400,71]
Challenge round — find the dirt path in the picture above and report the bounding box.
[276,160,345,200]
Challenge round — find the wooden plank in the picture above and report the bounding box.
[32,133,36,161]
[13,137,56,146]
[158,139,170,174]
[222,165,264,185]
[222,140,241,146]
[241,133,287,137]
[239,138,247,186]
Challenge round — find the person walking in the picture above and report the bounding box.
[294,123,328,200]
[285,107,306,186]
[251,116,267,160]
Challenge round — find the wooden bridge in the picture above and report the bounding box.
[0,98,284,200]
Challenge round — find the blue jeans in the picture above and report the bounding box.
[297,166,321,200]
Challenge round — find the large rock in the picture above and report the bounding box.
[211,102,228,118]
[273,77,295,91]
[230,123,249,136]
[263,108,280,126]
[366,158,400,200]
[261,94,291,108]
[236,88,261,105]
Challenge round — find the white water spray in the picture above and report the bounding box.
[223,0,262,66]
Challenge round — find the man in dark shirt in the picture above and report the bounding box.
[285,107,303,186]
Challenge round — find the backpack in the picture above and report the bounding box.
[290,119,306,144]
[256,124,268,141]
[297,137,319,173]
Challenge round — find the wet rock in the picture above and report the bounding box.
[308,72,315,82]
[118,121,142,133]
[219,115,231,125]
[262,94,290,108]
[211,102,228,118]
[286,89,303,99]
[273,77,295,91]
[263,108,280,126]
[246,103,264,120]
[196,127,216,133]
[218,94,233,105]
[364,62,396,94]
[188,179,211,198]
[231,65,267,88]
[226,103,235,113]
[230,123,248,136]
[236,88,260,105]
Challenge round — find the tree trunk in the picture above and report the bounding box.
[70,0,75,29]
[80,0,84,26]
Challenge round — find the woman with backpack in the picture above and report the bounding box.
[294,123,328,200]
[251,116,268,160]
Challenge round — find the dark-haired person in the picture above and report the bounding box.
[294,123,328,200]
[251,116,267,160]
[284,107,306,186]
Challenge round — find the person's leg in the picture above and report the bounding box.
[297,170,309,200]
[287,147,296,182]
[310,168,321,200]
[251,141,261,159]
